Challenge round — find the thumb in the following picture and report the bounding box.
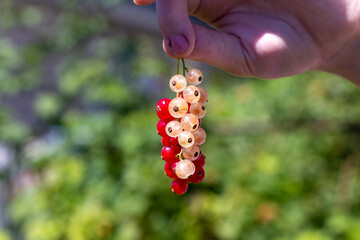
[177,24,256,77]
[157,0,195,57]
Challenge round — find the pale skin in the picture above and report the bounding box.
[134,0,360,86]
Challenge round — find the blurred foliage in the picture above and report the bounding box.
[0,1,360,240]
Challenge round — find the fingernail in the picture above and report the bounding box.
[169,34,189,55]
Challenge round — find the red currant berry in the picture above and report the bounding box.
[164,162,178,178]
[161,136,171,146]
[161,137,180,148]
[193,154,205,168]
[170,137,181,148]
[157,119,171,137]
[188,167,205,183]
[161,146,181,163]
[156,98,172,120]
[161,137,171,146]
[171,178,188,195]
[161,136,181,149]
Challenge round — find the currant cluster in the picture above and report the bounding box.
[156,67,208,195]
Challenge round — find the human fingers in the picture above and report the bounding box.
[163,24,256,77]
[133,0,156,6]
[157,0,196,57]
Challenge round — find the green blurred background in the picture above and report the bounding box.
[0,1,360,240]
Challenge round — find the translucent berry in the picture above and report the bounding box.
[197,86,208,105]
[193,128,206,145]
[178,131,195,148]
[169,75,187,92]
[164,162,178,179]
[190,102,206,119]
[171,178,188,195]
[182,145,200,160]
[181,113,199,131]
[175,160,195,179]
[178,91,191,110]
[188,167,205,183]
[183,86,200,104]
[193,154,205,168]
[165,121,183,138]
[187,69,203,85]
[169,97,188,118]
[161,146,181,163]
[157,119,171,137]
[156,98,173,120]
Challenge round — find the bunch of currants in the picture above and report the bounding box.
[156,67,208,195]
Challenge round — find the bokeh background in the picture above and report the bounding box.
[0,1,360,240]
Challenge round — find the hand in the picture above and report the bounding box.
[134,0,360,85]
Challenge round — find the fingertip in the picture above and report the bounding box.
[157,0,195,58]
[162,34,194,59]
[133,0,156,6]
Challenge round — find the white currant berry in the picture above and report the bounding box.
[193,127,206,145]
[175,160,195,179]
[181,113,199,131]
[187,69,203,85]
[169,75,187,92]
[190,102,206,119]
[165,121,183,138]
[197,86,208,105]
[182,145,200,160]
[178,131,195,148]
[169,97,188,118]
[183,85,200,104]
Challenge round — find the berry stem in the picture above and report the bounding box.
[177,58,180,98]
[176,149,183,161]
[177,58,180,75]
[181,58,189,75]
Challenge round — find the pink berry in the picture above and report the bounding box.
[174,160,196,179]
[187,69,203,85]
[164,162,178,179]
[156,98,173,120]
[166,121,183,138]
[183,85,200,104]
[171,178,188,195]
[179,92,191,110]
[193,127,206,145]
[161,146,181,163]
[188,167,205,183]
[169,75,187,92]
[169,97,188,118]
[178,131,195,148]
[197,86,208,105]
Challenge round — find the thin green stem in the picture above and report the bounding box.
[181,58,189,76]
[177,58,180,75]
[176,149,183,161]
[177,58,180,98]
